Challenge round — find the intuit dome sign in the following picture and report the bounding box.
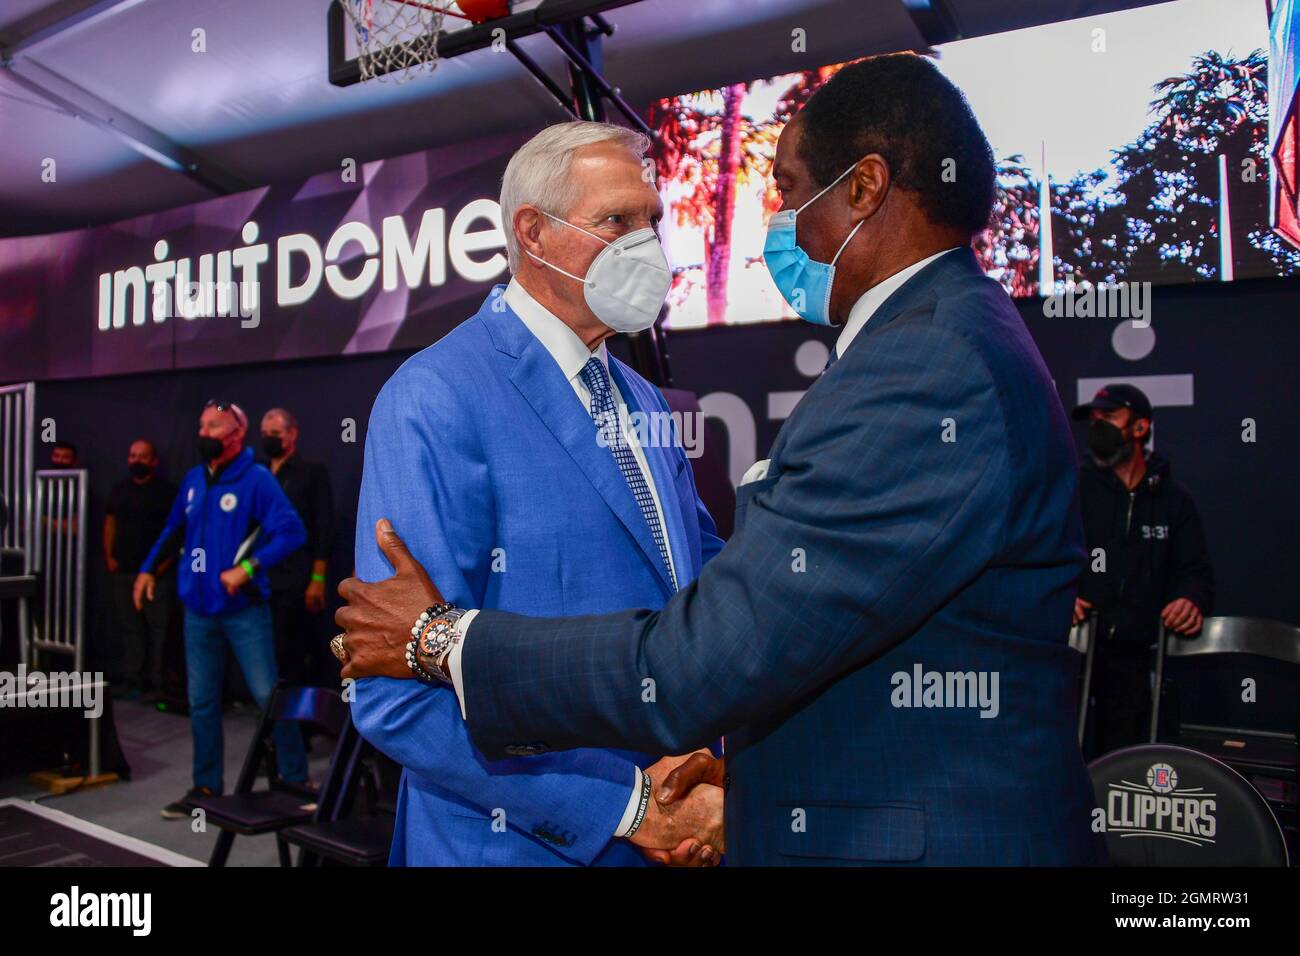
[94,205,506,332]
[0,132,525,382]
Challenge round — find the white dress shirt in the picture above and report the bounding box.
[449,278,673,837]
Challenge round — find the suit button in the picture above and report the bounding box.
[531,823,576,847]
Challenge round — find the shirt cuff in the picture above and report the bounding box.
[446,608,478,720]
[612,766,645,838]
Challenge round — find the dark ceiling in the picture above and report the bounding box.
[0,0,1167,238]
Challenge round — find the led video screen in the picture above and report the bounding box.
[651,0,1300,328]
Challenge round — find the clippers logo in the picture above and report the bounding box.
[1104,762,1216,846]
[1147,762,1177,793]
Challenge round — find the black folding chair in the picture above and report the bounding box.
[1151,617,1300,859]
[1070,611,1098,746]
[190,683,348,867]
[280,713,396,867]
[1089,743,1289,866]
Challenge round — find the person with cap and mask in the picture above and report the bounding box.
[134,400,309,818]
[1071,383,1214,758]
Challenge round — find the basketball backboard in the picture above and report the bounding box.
[328,0,641,86]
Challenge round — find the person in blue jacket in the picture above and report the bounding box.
[134,400,309,818]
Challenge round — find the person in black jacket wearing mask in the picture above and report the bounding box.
[1071,383,1214,758]
[105,440,177,700]
[258,408,334,688]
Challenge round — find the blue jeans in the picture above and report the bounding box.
[184,603,308,792]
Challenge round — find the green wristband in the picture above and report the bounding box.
[310,573,326,583]
[240,559,255,578]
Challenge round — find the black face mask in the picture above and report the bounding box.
[261,435,285,458]
[197,435,225,462]
[1087,419,1132,467]
[128,462,152,480]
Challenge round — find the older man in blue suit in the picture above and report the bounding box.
[348,121,726,866]
[340,55,1105,866]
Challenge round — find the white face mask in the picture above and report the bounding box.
[525,211,672,333]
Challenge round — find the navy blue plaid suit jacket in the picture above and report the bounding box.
[462,249,1106,865]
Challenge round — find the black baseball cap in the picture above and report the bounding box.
[1071,383,1153,422]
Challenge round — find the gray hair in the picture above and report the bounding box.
[499,121,651,273]
[262,407,298,431]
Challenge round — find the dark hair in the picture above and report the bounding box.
[797,53,995,237]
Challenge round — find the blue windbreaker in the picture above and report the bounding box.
[141,448,306,616]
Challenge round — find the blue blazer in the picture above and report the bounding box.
[351,287,723,866]
[461,249,1107,865]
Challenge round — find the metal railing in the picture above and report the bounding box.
[33,468,88,672]
[0,382,36,664]
[0,383,34,557]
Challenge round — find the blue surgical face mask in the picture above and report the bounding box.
[762,162,865,326]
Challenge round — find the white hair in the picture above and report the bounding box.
[499,121,651,273]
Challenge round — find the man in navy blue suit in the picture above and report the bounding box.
[339,53,1104,866]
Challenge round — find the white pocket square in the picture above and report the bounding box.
[740,458,771,486]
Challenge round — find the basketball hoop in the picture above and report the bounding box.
[338,0,447,84]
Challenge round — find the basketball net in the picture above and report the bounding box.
[339,0,445,84]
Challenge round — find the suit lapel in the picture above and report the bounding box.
[506,330,675,596]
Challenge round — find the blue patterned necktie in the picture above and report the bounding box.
[579,357,677,591]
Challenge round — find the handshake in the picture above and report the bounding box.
[631,750,726,867]
[333,519,726,866]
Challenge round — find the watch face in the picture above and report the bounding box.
[418,625,447,660]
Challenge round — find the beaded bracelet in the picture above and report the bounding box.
[405,639,440,685]
[410,603,453,639]
[405,604,454,685]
